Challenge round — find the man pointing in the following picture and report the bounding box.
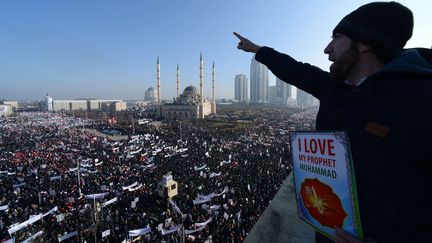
[235,2,432,242]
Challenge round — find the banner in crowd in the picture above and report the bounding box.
[209,172,221,178]
[22,230,43,243]
[12,183,26,189]
[102,197,118,208]
[194,218,212,228]
[169,199,183,215]
[193,187,228,205]
[129,227,151,237]
[69,167,78,172]
[42,206,58,217]
[8,205,58,235]
[161,225,181,235]
[289,131,363,241]
[128,183,142,192]
[176,148,188,153]
[193,193,214,205]
[0,205,9,211]
[3,237,14,243]
[50,175,62,181]
[85,192,109,200]
[8,214,42,235]
[194,165,207,171]
[210,205,220,211]
[220,160,230,166]
[58,231,78,242]
[216,186,228,197]
[185,225,206,235]
[122,182,138,190]
[130,148,142,155]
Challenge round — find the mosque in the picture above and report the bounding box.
[155,53,216,119]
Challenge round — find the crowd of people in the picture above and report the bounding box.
[0,108,317,242]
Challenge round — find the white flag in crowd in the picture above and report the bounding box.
[102,229,111,238]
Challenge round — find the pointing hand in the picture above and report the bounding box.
[233,32,261,53]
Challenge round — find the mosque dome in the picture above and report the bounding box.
[177,85,199,104]
[183,86,198,96]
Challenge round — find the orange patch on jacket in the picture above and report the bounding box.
[365,122,390,138]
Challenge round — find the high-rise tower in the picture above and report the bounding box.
[234,74,248,102]
[157,56,161,103]
[211,62,216,114]
[250,58,269,103]
[199,53,204,118]
[276,77,292,106]
[45,93,53,111]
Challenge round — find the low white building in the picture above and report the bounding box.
[50,98,126,112]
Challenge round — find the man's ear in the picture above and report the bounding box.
[357,42,372,53]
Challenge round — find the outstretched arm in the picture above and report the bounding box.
[233,32,262,53]
[233,31,329,99]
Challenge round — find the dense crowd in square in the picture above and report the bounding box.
[0,108,316,242]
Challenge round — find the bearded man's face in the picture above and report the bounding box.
[324,33,359,81]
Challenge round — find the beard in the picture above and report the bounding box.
[329,43,359,81]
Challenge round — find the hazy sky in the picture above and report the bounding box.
[1,0,430,101]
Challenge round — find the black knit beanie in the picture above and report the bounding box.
[333,1,413,59]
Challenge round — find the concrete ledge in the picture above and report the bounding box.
[245,173,315,243]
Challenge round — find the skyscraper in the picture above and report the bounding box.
[144,87,157,102]
[45,93,53,111]
[250,58,269,104]
[276,78,292,105]
[297,88,314,108]
[234,74,248,102]
[211,62,216,114]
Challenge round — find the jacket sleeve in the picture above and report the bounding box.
[255,46,330,99]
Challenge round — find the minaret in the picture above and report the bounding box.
[176,64,180,98]
[211,62,216,114]
[157,56,161,104]
[199,52,204,118]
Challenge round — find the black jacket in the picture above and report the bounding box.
[256,47,432,242]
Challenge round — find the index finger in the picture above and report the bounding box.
[233,32,245,40]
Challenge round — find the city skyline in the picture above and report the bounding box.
[1,0,431,101]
